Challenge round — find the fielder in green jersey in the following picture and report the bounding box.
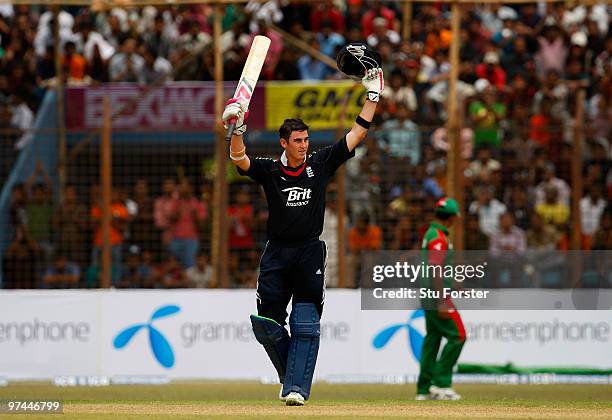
[416,197,465,401]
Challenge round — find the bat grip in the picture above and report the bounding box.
[225,122,236,142]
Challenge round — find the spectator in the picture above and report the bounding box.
[154,253,188,288]
[381,70,418,112]
[143,14,177,59]
[389,215,417,250]
[580,185,606,238]
[536,186,570,228]
[465,215,489,250]
[529,96,559,149]
[377,103,421,167]
[2,225,39,289]
[536,21,568,76]
[489,212,527,256]
[367,17,400,48]
[297,37,328,81]
[130,179,158,255]
[349,213,382,287]
[186,253,214,288]
[316,20,345,59]
[43,253,80,288]
[62,41,86,81]
[534,163,570,206]
[75,20,115,64]
[361,0,396,38]
[109,37,145,83]
[466,147,501,181]
[90,189,129,285]
[179,19,211,54]
[154,178,178,249]
[168,179,207,269]
[534,69,568,121]
[52,185,88,268]
[228,186,255,253]
[141,47,172,83]
[118,247,154,288]
[469,185,507,236]
[25,164,54,264]
[476,51,507,89]
[489,212,526,287]
[310,1,345,34]
[349,213,382,252]
[527,212,560,251]
[505,185,531,230]
[591,209,612,250]
[469,85,506,148]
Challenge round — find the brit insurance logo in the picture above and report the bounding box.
[372,310,424,362]
[113,305,180,368]
[282,187,311,207]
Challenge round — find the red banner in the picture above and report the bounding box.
[66,83,266,131]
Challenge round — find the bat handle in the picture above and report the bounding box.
[225,122,236,142]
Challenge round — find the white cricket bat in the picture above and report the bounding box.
[225,35,271,141]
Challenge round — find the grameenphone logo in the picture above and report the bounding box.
[113,305,181,368]
[372,310,424,362]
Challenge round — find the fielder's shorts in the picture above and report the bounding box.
[256,238,327,325]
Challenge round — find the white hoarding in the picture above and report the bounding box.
[0,290,610,380]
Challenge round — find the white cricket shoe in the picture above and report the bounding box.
[279,385,286,402]
[415,394,431,401]
[429,385,461,400]
[285,391,305,406]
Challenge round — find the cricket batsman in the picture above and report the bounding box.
[416,197,465,401]
[222,44,383,406]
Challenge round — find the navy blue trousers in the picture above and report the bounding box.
[256,239,327,326]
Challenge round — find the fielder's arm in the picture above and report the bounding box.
[346,68,384,152]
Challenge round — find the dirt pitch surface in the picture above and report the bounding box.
[1,382,611,419]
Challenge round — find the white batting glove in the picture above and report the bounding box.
[222,98,249,135]
[362,68,384,103]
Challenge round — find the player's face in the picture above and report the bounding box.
[283,130,309,161]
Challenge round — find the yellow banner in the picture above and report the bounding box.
[265,81,366,131]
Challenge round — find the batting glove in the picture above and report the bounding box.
[362,68,384,103]
[222,98,249,135]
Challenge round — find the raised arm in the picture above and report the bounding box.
[223,99,251,172]
[346,68,384,152]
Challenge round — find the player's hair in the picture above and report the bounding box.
[435,210,453,221]
[279,119,309,140]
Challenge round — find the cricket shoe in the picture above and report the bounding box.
[279,385,286,402]
[429,385,461,400]
[285,391,305,406]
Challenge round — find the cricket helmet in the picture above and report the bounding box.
[336,43,382,81]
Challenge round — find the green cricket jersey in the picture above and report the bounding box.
[420,221,454,290]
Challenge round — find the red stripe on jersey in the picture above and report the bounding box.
[446,300,466,341]
[427,230,448,265]
[279,163,306,177]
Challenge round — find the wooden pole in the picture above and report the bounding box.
[211,3,229,287]
[100,96,112,288]
[446,1,463,248]
[53,6,67,201]
[335,86,355,288]
[571,89,586,250]
[402,1,413,41]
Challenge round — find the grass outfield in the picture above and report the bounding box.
[1,382,612,419]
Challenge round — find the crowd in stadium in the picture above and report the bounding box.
[1,1,611,288]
